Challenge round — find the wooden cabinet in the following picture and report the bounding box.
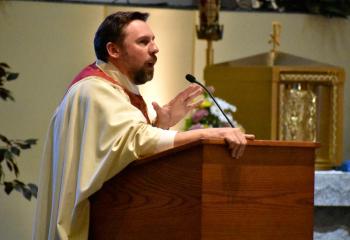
[205,52,344,169]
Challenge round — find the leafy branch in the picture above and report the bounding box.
[0,62,18,101]
[0,63,38,200]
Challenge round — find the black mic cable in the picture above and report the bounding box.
[185,74,236,128]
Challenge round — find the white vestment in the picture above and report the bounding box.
[33,61,176,240]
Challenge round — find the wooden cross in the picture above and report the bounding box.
[269,21,281,53]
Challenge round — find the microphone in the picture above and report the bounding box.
[185,74,236,128]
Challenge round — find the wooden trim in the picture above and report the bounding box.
[133,139,319,166]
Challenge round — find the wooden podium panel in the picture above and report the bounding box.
[89,142,203,240]
[201,141,315,240]
[89,140,317,240]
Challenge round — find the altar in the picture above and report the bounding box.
[314,171,350,240]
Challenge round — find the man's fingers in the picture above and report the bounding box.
[179,84,196,96]
[225,137,239,159]
[236,143,246,159]
[226,130,248,159]
[245,134,255,140]
[187,87,203,100]
[231,142,245,159]
[230,141,242,159]
[235,135,246,159]
[180,84,202,100]
[235,134,253,158]
[152,101,161,112]
[187,98,204,109]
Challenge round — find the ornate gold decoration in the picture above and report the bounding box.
[280,73,339,83]
[197,0,223,66]
[279,84,317,141]
[330,85,338,163]
[279,72,342,169]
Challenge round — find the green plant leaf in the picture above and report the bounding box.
[10,146,20,156]
[4,150,13,161]
[13,164,19,177]
[0,148,6,162]
[0,63,10,68]
[12,180,34,200]
[0,87,15,101]
[28,183,38,198]
[25,139,37,145]
[22,187,32,200]
[0,67,5,78]
[0,134,10,144]
[7,73,19,81]
[6,160,13,172]
[4,182,13,195]
[14,179,24,186]
[15,143,31,149]
[15,138,37,149]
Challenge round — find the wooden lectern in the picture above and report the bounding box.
[89,139,317,240]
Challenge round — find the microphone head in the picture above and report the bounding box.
[185,74,197,83]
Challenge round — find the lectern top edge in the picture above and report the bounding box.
[132,138,319,167]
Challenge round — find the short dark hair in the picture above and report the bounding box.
[94,11,149,62]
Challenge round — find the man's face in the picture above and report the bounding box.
[118,20,159,85]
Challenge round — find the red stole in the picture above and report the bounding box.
[68,63,151,124]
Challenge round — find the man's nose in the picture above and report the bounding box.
[149,42,159,54]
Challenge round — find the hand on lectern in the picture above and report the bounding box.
[204,128,255,159]
[223,129,255,159]
[174,128,255,159]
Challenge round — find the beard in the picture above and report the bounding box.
[118,48,157,85]
[132,65,154,85]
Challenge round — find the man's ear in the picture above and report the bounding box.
[106,42,120,59]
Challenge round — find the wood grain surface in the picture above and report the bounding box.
[89,140,317,240]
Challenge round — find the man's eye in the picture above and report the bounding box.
[138,39,149,45]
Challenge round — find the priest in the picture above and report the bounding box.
[33,11,254,240]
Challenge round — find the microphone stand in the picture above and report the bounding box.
[185,74,236,128]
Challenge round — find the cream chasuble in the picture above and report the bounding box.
[33,61,175,240]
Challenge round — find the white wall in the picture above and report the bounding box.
[0,1,104,239]
[0,1,349,239]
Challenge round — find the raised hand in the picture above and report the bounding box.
[152,84,203,129]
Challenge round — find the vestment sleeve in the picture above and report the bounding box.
[34,77,174,239]
[64,77,170,198]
